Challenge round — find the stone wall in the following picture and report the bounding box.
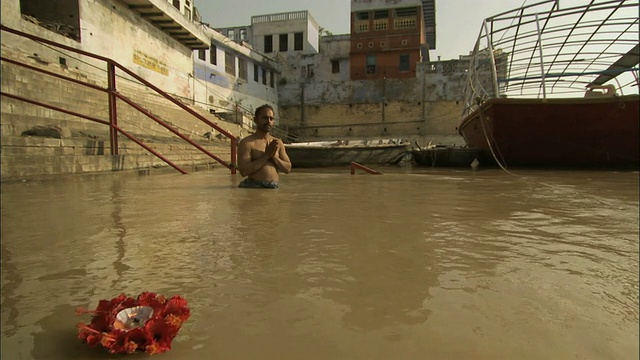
[277,61,468,144]
[0,48,245,181]
[279,100,462,144]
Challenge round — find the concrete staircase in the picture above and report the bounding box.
[0,49,246,181]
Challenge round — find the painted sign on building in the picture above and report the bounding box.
[133,49,169,76]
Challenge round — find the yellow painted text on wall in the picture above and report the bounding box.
[133,49,169,76]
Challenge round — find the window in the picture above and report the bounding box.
[399,54,410,71]
[225,52,235,76]
[238,58,247,80]
[354,11,370,33]
[294,32,303,51]
[264,35,273,53]
[307,64,315,78]
[270,71,274,87]
[394,7,418,29]
[198,49,205,61]
[394,7,418,17]
[366,55,376,74]
[209,45,217,65]
[331,60,340,73]
[356,12,369,20]
[20,0,81,41]
[172,0,180,10]
[262,68,267,84]
[373,10,389,31]
[254,64,259,82]
[279,34,288,52]
[374,10,389,19]
[240,29,247,41]
[228,29,235,40]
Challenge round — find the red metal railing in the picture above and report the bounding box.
[350,162,382,175]
[0,24,237,175]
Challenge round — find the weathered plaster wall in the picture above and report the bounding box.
[1,0,195,97]
[277,59,467,142]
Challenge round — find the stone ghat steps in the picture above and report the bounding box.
[1,60,237,137]
[0,134,234,181]
[1,54,246,181]
[1,92,225,140]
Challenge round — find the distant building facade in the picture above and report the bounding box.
[214,25,253,45]
[249,11,320,56]
[349,0,435,80]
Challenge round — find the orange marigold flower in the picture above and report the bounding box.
[124,340,138,354]
[165,314,183,327]
[100,333,116,347]
[145,341,170,355]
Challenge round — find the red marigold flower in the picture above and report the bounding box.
[85,333,100,346]
[164,296,191,322]
[125,327,152,349]
[136,292,158,304]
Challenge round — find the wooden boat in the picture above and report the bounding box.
[412,145,481,167]
[285,139,409,168]
[458,0,639,168]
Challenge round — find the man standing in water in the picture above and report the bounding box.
[237,104,292,188]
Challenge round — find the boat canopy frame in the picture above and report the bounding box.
[462,0,639,117]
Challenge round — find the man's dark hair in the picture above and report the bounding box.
[254,104,274,118]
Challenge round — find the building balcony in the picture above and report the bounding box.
[119,0,210,49]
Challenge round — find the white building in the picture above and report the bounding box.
[2,0,211,98]
[191,25,279,127]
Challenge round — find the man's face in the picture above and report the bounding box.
[255,108,275,132]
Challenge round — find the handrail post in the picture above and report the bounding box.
[107,62,119,155]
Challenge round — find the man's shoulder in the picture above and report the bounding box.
[239,134,257,143]
[238,134,261,148]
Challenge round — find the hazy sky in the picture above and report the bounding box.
[193,1,601,61]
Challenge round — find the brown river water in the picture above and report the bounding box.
[1,167,638,360]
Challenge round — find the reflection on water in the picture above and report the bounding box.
[1,168,638,359]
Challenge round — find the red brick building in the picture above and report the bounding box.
[350,0,435,80]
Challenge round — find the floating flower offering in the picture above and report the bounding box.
[76,292,190,355]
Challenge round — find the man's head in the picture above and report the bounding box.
[254,104,275,133]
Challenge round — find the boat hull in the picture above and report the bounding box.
[458,95,640,167]
[286,141,409,168]
[412,147,481,167]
